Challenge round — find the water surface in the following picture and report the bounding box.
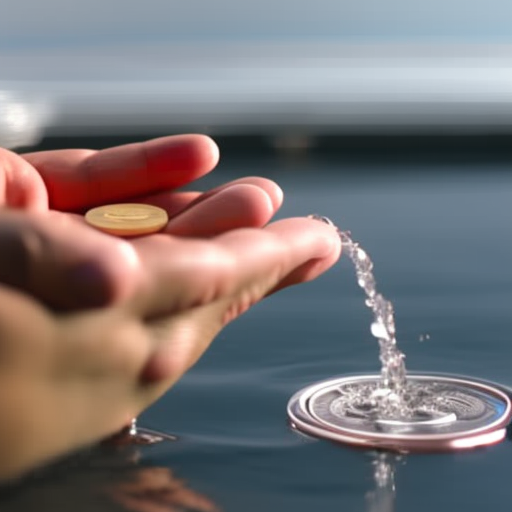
[3,148,512,511]
[141,153,512,511]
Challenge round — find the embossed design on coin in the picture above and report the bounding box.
[288,374,512,451]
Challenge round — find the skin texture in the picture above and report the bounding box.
[0,134,341,480]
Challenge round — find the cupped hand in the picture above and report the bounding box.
[0,135,341,479]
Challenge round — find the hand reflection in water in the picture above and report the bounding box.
[0,439,218,512]
[108,466,219,512]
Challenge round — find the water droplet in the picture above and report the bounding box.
[356,248,367,261]
[371,322,390,341]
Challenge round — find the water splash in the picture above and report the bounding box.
[308,215,485,424]
[309,215,407,400]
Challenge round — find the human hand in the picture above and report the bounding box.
[0,135,341,479]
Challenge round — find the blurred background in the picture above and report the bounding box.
[1,0,512,148]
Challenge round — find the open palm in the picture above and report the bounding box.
[0,134,341,479]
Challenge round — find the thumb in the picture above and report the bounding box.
[0,210,138,310]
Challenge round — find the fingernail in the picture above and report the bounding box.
[307,214,335,227]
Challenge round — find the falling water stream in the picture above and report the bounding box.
[310,215,476,423]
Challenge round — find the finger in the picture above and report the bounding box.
[129,217,341,318]
[0,148,48,210]
[135,191,201,217]
[214,217,342,302]
[22,135,219,211]
[263,218,343,294]
[0,210,139,310]
[163,184,274,237]
[174,176,284,214]
[137,177,283,221]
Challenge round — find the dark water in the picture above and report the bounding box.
[3,147,512,511]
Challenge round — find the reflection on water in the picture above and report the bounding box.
[0,439,218,512]
[366,453,402,512]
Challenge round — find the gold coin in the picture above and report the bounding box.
[85,204,169,237]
